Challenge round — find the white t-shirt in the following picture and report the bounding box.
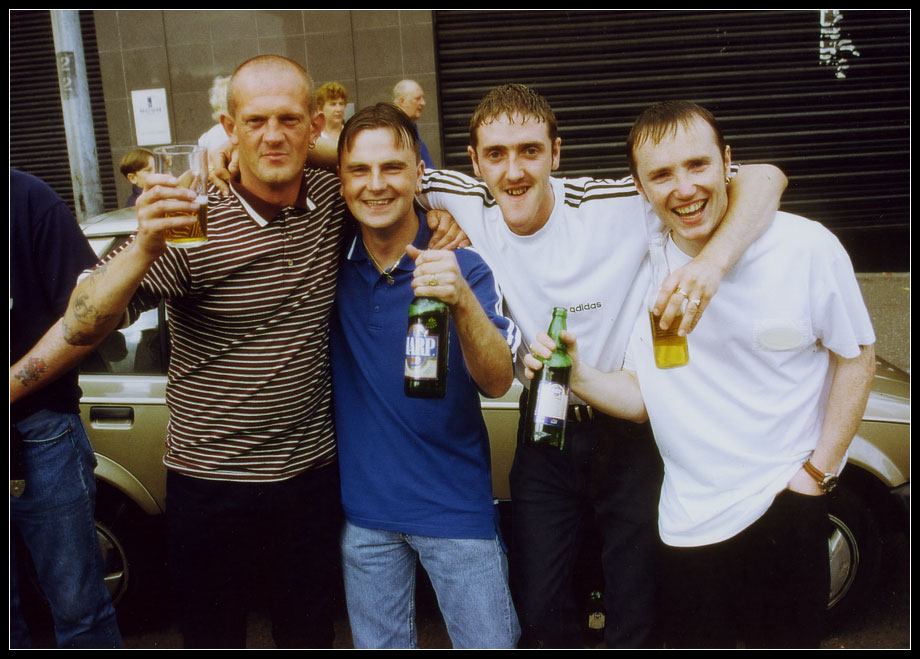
[198,123,229,154]
[624,212,875,547]
[419,169,660,394]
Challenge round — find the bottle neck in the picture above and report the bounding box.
[547,311,567,347]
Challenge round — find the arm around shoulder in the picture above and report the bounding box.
[656,163,789,335]
[702,163,787,273]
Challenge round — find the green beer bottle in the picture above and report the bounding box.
[404,296,450,398]
[524,307,572,449]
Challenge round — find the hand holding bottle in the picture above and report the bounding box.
[407,244,471,308]
[524,330,581,382]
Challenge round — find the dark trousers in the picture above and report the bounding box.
[658,489,830,649]
[166,463,343,649]
[510,392,663,648]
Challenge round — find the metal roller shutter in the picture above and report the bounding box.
[10,10,116,216]
[433,10,909,271]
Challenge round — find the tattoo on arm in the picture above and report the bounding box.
[66,292,119,345]
[14,357,47,387]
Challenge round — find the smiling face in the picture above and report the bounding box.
[339,126,424,238]
[468,113,561,236]
[632,116,731,256]
[221,63,323,202]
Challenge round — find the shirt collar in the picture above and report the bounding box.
[229,176,316,227]
[345,206,430,269]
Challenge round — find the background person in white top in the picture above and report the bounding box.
[417,84,788,648]
[525,100,876,648]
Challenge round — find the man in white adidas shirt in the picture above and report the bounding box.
[524,100,875,648]
[417,84,787,648]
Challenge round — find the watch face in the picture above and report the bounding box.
[823,476,839,493]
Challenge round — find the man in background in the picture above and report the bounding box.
[10,169,123,649]
[393,78,435,168]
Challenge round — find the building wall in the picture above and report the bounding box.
[93,9,440,207]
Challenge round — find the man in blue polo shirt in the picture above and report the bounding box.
[330,103,522,649]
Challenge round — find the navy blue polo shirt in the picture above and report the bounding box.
[331,214,518,539]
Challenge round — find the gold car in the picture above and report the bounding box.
[77,208,909,624]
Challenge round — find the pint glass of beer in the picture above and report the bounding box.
[153,144,208,247]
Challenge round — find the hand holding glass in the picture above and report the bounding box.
[153,145,208,247]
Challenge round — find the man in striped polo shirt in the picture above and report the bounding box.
[10,55,343,648]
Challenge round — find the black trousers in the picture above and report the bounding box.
[658,489,830,649]
[510,390,663,648]
[166,463,343,649]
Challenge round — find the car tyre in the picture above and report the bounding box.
[825,483,881,619]
[94,485,169,630]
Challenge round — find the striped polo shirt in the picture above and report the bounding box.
[115,168,346,482]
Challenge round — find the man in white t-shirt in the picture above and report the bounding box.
[525,100,876,648]
[418,84,788,648]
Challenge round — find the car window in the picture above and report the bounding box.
[79,307,168,375]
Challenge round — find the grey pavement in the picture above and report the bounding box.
[856,272,910,373]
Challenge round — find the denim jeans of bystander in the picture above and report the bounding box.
[9,409,122,649]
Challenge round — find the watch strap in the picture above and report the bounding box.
[803,459,838,492]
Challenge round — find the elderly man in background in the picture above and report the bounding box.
[393,78,435,168]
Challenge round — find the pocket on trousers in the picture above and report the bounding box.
[14,412,96,506]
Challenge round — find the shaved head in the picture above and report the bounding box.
[228,55,315,118]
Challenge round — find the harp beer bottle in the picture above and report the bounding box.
[524,307,572,449]
[404,296,450,398]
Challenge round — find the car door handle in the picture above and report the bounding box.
[89,406,135,428]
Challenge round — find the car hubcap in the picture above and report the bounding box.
[96,522,129,605]
[827,513,859,609]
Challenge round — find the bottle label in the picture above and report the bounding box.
[533,380,569,427]
[405,322,439,380]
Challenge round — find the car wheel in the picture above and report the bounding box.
[95,519,130,607]
[825,484,881,616]
[94,485,168,626]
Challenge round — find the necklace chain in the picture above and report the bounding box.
[364,240,403,285]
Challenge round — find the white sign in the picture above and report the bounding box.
[132,88,171,146]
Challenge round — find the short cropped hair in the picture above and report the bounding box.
[316,81,348,109]
[469,83,558,149]
[119,148,154,178]
[227,55,315,118]
[626,100,726,180]
[338,103,421,165]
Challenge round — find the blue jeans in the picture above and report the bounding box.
[341,520,520,649]
[9,410,122,649]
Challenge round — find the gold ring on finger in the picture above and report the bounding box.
[690,298,701,306]
[428,277,438,287]
[676,287,689,299]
